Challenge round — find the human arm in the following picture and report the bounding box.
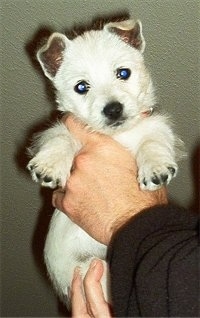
[108,204,199,317]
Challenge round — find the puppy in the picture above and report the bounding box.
[28,18,184,306]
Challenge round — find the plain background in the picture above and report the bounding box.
[1,0,199,317]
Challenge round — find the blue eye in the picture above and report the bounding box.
[117,68,131,80]
[74,81,89,94]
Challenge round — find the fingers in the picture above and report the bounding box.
[71,267,88,317]
[84,259,112,317]
[62,115,111,146]
[71,260,112,318]
[52,188,65,210]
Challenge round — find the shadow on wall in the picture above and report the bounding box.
[189,143,200,214]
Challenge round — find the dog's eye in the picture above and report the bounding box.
[74,81,89,94]
[116,68,131,80]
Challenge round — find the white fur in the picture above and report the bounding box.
[27,19,184,306]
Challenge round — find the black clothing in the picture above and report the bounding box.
[108,205,199,317]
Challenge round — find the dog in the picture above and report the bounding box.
[27,18,184,306]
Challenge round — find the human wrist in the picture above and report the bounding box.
[109,197,168,244]
[109,208,142,243]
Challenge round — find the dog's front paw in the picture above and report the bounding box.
[27,151,72,188]
[28,159,57,188]
[138,162,178,191]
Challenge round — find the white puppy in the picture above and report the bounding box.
[28,19,184,306]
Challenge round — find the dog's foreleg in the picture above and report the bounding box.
[27,122,80,188]
[136,138,178,191]
[115,115,183,191]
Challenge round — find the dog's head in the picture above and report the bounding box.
[37,19,155,134]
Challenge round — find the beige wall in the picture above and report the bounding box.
[1,0,199,316]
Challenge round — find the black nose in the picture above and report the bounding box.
[103,102,123,120]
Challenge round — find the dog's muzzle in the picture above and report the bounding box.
[103,102,123,123]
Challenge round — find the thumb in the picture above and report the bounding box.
[62,115,100,145]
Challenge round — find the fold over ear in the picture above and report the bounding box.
[37,33,69,80]
[104,19,145,53]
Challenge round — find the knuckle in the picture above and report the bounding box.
[74,153,90,170]
[66,175,75,190]
[62,197,71,214]
[66,173,80,193]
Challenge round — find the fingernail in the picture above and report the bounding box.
[73,266,81,280]
[90,259,98,269]
[52,192,57,208]
[61,114,68,124]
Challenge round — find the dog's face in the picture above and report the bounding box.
[37,19,155,134]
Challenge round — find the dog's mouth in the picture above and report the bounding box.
[107,117,126,128]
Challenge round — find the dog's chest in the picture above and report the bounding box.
[113,123,146,154]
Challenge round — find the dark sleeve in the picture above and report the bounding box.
[107,204,199,317]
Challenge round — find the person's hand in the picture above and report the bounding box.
[53,115,168,245]
[71,259,112,318]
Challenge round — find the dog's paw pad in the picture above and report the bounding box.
[160,173,168,183]
[167,166,176,176]
[27,160,60,188]
[142,178,147,186]
[139,163,178,191]
[151,174,161,185]
[43,175,53,183]
[151,172,170,185]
